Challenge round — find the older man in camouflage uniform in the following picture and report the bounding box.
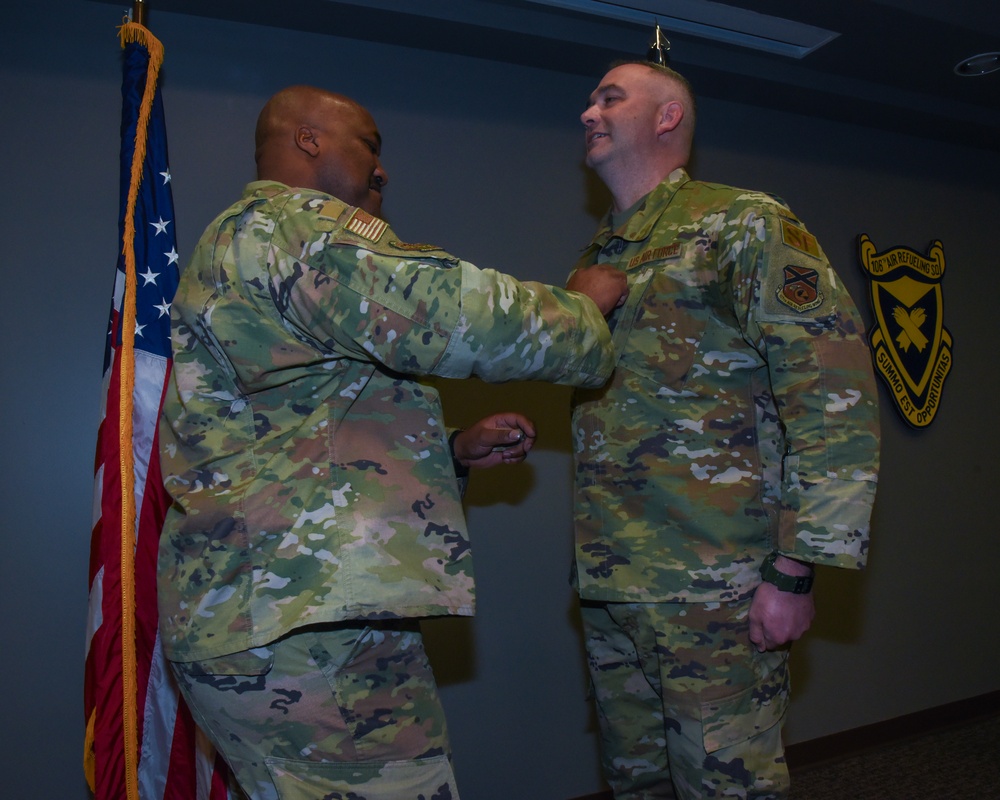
[159,85,626,800]
[570,63,880,799]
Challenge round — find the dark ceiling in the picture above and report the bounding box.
[91,0,1000,152]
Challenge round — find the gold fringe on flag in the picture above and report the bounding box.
[84,19,165,800]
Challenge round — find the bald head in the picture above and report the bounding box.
[254,85,388,216]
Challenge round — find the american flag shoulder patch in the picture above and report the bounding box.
[345,208,388,242]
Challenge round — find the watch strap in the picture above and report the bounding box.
[759,552,814,594]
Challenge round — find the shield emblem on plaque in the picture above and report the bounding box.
[858,235,952,428]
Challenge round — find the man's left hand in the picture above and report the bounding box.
[748,556,816,652]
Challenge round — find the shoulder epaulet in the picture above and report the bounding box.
[315,197,349,222]
[314,197,452,256]
[386,239,450,254]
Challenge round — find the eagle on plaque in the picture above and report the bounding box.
[858,234,953,428]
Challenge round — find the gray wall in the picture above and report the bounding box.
[2,2,998,798]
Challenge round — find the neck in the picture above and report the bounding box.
[594,150,687,213]
[609,176,662,215]
[601,162,676,215]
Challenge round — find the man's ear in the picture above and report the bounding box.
[296,125,320,157]
[656,101,684,136]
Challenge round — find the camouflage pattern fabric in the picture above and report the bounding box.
[159,180,616,662]
[571,168,880,604]
[581,600,790,799]
[171,621,458,800]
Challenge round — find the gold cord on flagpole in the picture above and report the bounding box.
[84,12,161,797]
[116,20,163,800]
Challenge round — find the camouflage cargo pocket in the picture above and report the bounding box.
[174,646,275,678]
[700,649,789,754]
[264,753,459,800]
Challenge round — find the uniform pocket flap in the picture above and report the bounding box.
[701,652,789,754]
[265,753,457,800]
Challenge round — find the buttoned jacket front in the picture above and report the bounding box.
[572,169,880,603]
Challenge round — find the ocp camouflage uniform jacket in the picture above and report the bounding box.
[159,180,616,662]
[571,168,880,604]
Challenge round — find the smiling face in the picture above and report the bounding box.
[581,64,665,173]
[580,63,694,209]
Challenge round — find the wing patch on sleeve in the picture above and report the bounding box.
[777,265,824,312]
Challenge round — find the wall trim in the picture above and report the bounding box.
[785,689,1000,770]
[568,690,1000,800]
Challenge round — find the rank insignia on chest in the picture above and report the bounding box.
[777,265,824,312]
[345,208,388,242]
[600,238,630,258]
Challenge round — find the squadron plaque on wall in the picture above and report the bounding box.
[858,234,952,428]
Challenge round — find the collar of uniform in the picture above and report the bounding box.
[615,167,691,242]
[601,167,691,245]
[244,179,293,200]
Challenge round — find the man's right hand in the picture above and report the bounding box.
[566,264,628,317]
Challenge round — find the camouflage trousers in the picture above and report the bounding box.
[580,598,790,800]
[170,621,458,800]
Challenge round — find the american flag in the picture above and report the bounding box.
[83,21,232,800]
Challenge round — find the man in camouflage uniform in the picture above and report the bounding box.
[159,85,626,800]
[570,63,880,799]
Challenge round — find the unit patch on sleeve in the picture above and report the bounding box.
[345,208,388,243]
[858,234,952,428]
[777,264,824,312]
[761,214,834,320]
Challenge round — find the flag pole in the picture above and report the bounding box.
[132,0,147,27]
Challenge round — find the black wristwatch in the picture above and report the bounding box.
[759,552,814,594]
